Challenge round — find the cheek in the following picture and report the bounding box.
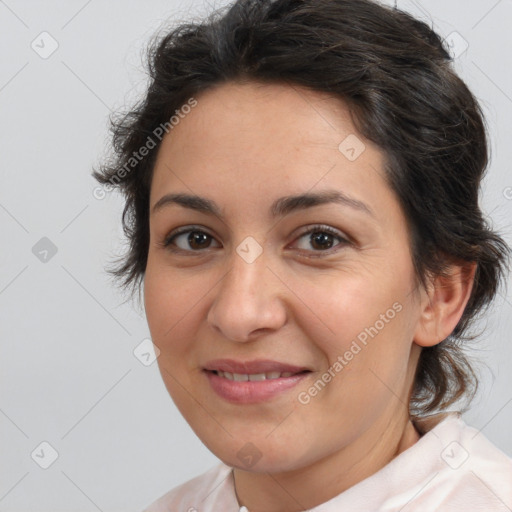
[289,268,409,356]
[144,263,204,407]
[288,265,418,411]
[144,260,200,353]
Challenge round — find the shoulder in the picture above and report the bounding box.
[405,412,512,510]
[141,462,234,512]
[424,412,512,475]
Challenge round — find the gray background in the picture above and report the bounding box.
[0,0,511,511]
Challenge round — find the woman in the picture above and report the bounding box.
[94,0,512,510]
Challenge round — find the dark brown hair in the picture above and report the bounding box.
[93,0,510,417]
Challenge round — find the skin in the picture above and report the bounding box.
[143,80,475,512]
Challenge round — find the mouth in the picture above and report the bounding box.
[202,359,313,404]
[205,369,311,381]
[202,358,312,375]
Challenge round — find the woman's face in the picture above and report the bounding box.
[144,80,425,473]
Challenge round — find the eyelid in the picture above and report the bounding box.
[293,224,348,241]
[164,224,212,241]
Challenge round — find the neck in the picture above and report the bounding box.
[233,410,421,512]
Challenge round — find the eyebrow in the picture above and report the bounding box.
[151,190,374,219]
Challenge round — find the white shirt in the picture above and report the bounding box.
[143,412,512,511]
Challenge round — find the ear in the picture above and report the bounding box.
[414,261,477,347]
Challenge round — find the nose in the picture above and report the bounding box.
[206,247,287,342]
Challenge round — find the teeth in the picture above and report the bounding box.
[216,370,296,381]
[248,373,266,381]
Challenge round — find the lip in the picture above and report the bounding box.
[202,359,312,404]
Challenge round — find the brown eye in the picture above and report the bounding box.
[292,225,349,254]
[309,232,336,250]
[164,228,221,252]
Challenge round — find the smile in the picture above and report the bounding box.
[212,370,297,381]
[203,362,312,404]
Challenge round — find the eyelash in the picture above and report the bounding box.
[161,224,351,257]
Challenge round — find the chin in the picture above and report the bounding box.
[205,436,311,474]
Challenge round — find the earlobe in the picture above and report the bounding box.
[414,262,477,348]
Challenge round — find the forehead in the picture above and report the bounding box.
[159,80,362,156]
[149,80,394,218]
